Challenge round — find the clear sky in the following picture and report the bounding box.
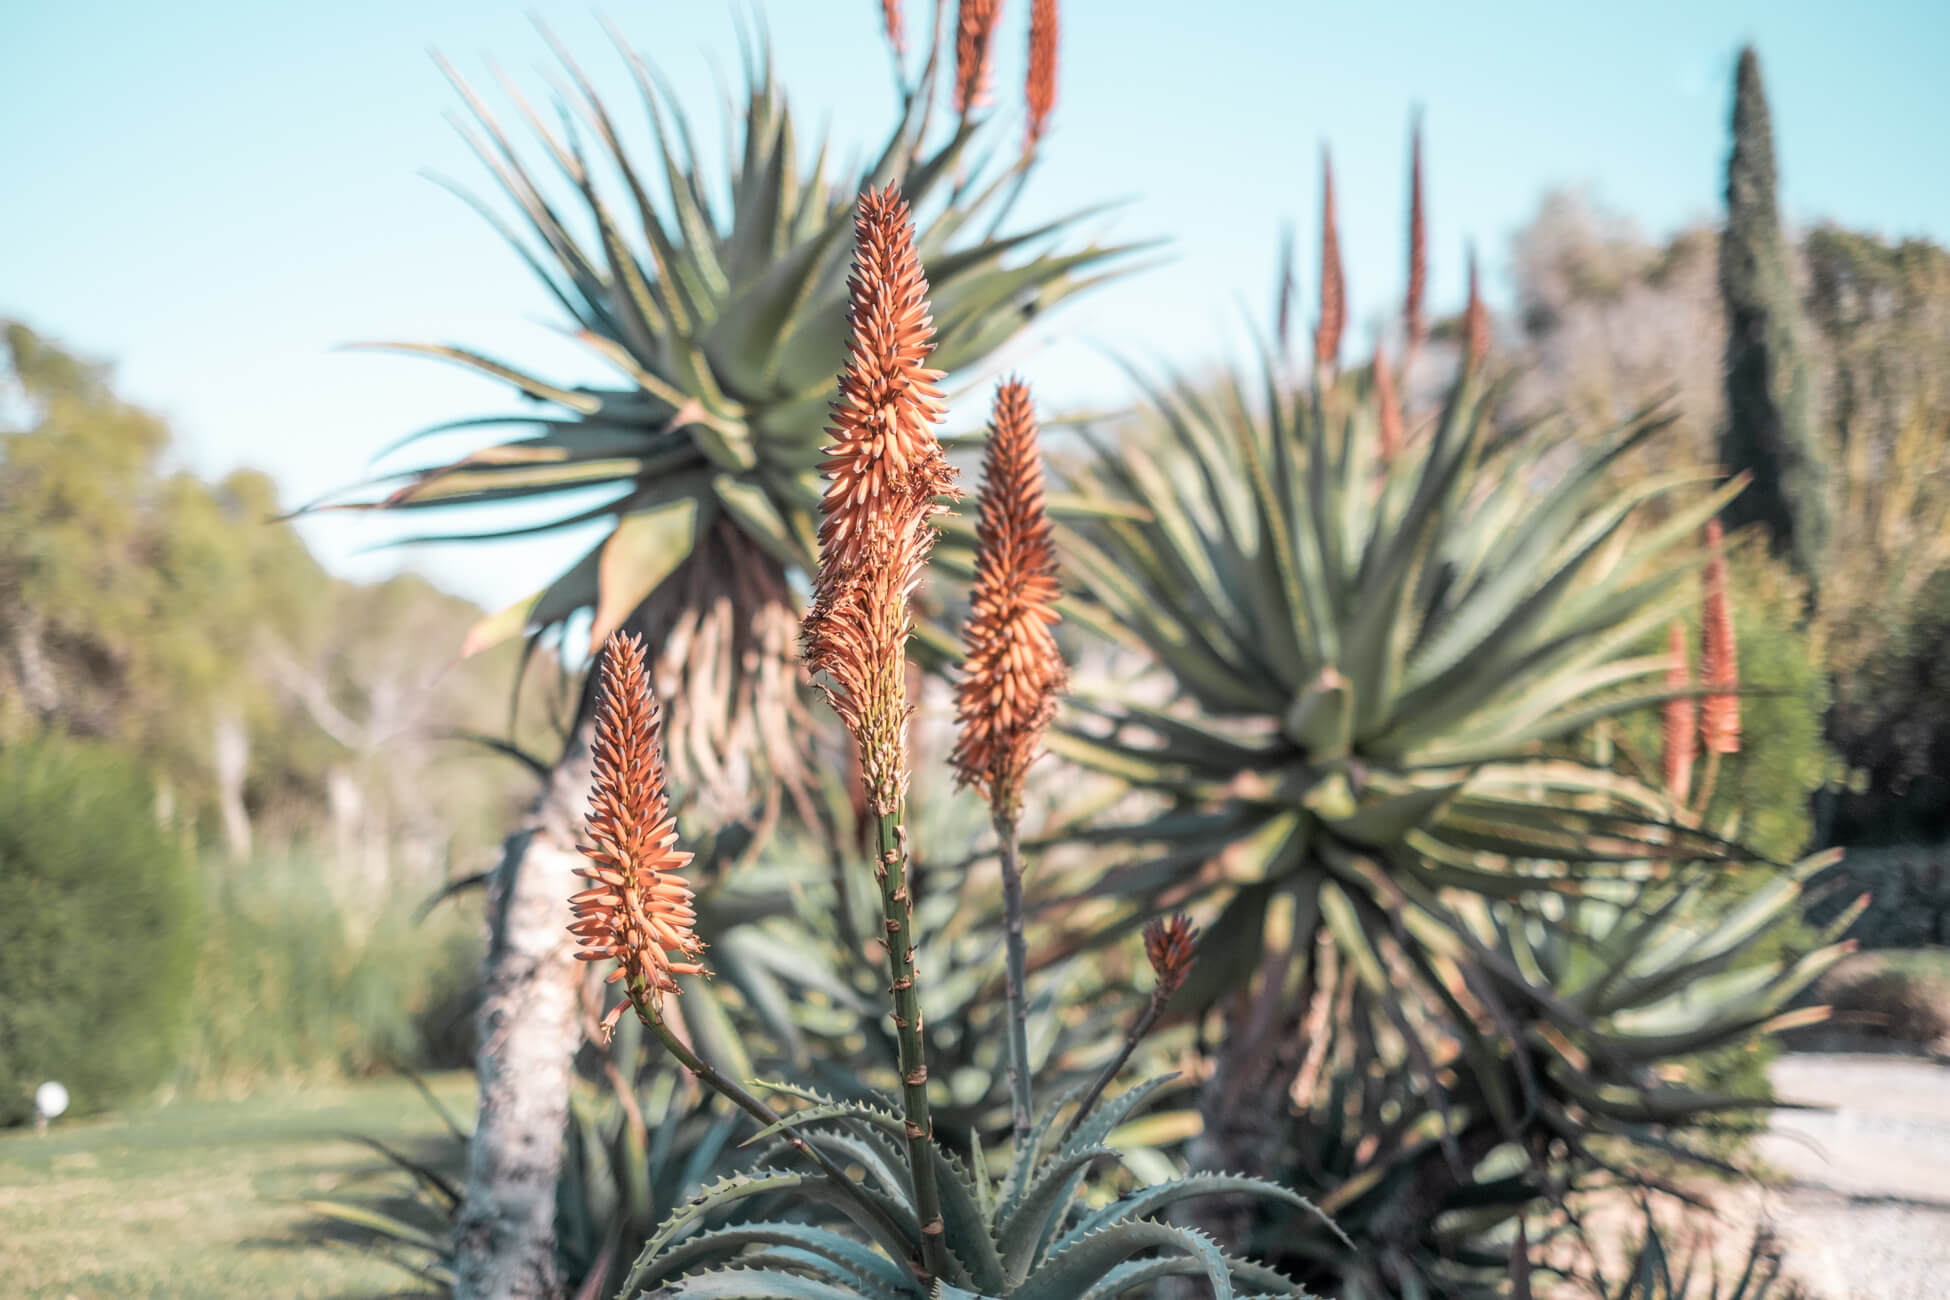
[4,0,1946,614]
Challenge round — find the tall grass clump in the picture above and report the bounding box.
[176,855,481,1092]
[0,734,196,1124]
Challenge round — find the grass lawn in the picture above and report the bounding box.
[0,1072,474,1300]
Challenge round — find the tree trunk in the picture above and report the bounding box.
[213,708,253,862]
[451,703,597,1300]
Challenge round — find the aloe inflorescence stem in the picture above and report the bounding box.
[802,181,958,1278]
[1695,517,1742,810]
[1024,0,1059,151]
[1064,913,1199,1142]
[953,378,1066,1154]
[1314,148,1345,386]
[953,0,1003,121]
[1663,620,1698,807]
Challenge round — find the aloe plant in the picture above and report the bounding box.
[1043,334,1757,1202]
[615,1073,1326,1299]
[1239,853,1852,1300]
[316,12,1144,1291]
[325,19,1138,816]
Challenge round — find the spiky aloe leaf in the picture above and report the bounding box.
[1058,1172,1342,1252]
[1012,1221,1242,1300]
[634,1221,913,1299]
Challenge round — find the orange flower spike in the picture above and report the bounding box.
[1373,345,1404,464]
[1314,148,1345,378]
[804,184,960,811]
[1463,245,1490,370]
[1024,0,1059,150]
[954,0,1004,118]
[881,0,905,56]
[1662,620,1697,803]
[952,379,1067,818]
[813,183,955,584]
[805,520,935,813]
[1405,112,1427,357]
[1701,518,1741,754]
[569,630,707,1039]
[1143,913,1200,997]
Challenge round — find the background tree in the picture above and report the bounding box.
[1718,45,1833,586]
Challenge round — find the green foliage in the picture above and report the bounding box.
[1718,47,1832,583]
[174,856,482,1091]
[1586,1211,1801,1300]
[1,319,545,867]
[307,1069,764,1297]
[1803,839,1950,948]
[1825,567,1950,844]
[1252,858,1846,1299]
[1047,345,1747,1123]
[615,1076,1320,1298]
[0,734,196,1124]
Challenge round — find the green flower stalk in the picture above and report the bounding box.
[801,181,959,1279]
[951,378,1066,1152]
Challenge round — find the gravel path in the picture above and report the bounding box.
[1748,1054,1950,1299]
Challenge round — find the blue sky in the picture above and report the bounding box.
[4,0,1946,614]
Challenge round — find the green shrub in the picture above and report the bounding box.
[1811,951,1950,1050]
[0,734,196,1124]
[1804,839,1950,948]
[175,856,481,1092]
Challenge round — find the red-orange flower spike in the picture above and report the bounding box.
[1373,345,1404,464]
[1143,912,1199,997]
[954,0,1004,117]
[1463,245,1489,369]
[813,183,956,584]
[569,630,707,1040]
[805,184,959,814]
[1662,620,1697,803]
[1315,149,1345,378]
[806,520,935,813]
[952,379,1066,818]
[1405,113,1427,358]
[1024,0,1059,150]
[881,0,905,55]
[1701,518,1741,754]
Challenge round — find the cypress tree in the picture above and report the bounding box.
[1719,45,1831,587]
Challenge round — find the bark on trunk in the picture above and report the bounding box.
[213,709,253,862]
[451,705,597,1300]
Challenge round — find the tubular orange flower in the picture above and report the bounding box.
[1024,0,1059,149]
[954,0,1003,117]
[804,182,958,812]
[1373,345,1403,464]
[951,378,1066,817]
[1406,112,1427,357]
[1314,148,1345,378]
[1662,620,1697,803]
[881,0,905,56]
[1143,912,1199,997]
[1463,245,1489,369]
[569,630,707,1039]
[1701,518,1741,754]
